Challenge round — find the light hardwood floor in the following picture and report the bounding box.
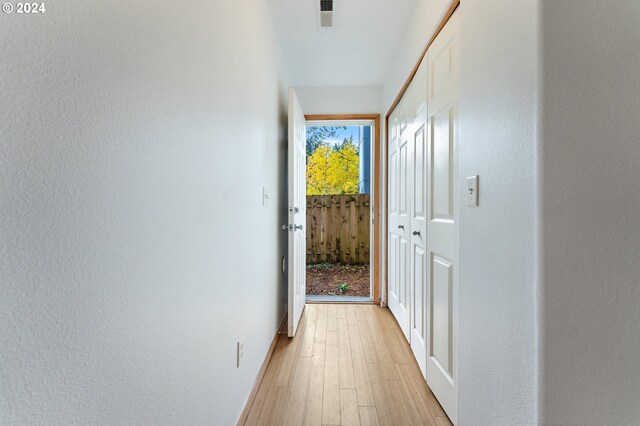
[242,304,452,426]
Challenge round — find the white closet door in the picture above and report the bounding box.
[425,12,459,424]
[397,98,412,341]
[389,51,429,348]
[388,97,411,341]
[409,58,429,377]
[388,110,399,313]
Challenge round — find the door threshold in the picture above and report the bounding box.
[306,295,373,304]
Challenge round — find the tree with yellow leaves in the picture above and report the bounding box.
[307,144,332,195]
[307,137,359,195]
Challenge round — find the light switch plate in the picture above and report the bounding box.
[262,187,269,207]
[466,176,479,207]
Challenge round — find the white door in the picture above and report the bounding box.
[287,88,306,337]
[387,110,400,318]
[410,58,429,377]
[425,12,459,423]
[388,97,411,341]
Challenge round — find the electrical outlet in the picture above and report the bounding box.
[237,340,245,367]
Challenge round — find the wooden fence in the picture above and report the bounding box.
[306,194,370,265]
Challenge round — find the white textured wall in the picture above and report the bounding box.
[540,1,640,424]
[457,1,539,424]
[382,1,540,424]
[0,1,289,425]
[296,86,382,115]
[382,0,450,113]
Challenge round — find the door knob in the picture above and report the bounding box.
[413,230,421,236]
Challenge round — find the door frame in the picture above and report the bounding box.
[304,114,382,304]
[383,0,460,305]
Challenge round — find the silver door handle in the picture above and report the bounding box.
[282,224,289,231]
[413,230,421,236]
[295,225,303,230]
[398,225,404,230]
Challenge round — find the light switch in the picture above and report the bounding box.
[262,187,269,207]
[466,176,479,207]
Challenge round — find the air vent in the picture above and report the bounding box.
[319,0,335,28]
[320,0,333,12]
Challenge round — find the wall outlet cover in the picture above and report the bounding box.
[237,340,245,367]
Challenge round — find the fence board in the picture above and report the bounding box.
[306,194,370,265]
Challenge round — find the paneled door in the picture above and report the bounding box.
[387,108,400,329]
[409,58,429,377]
[425,12,459,423]
[287,88,306,337]
[388,97,412,341]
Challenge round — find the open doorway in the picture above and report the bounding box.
[304,120,375,302]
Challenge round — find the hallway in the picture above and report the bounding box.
[242,304,451,425]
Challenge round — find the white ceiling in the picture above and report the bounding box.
[266,0,417,87]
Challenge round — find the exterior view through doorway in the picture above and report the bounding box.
[304,116,380,303]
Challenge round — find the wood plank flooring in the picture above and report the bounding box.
[242,304,451,426]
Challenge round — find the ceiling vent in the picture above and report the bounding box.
[319,0,335,28]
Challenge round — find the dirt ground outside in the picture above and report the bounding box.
[306,263,370,297]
